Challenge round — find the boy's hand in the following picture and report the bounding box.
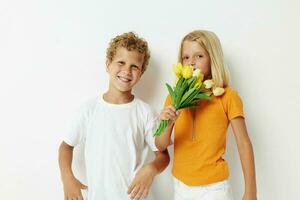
[127,165,158,200]
[63,175,87,200]
[160,106,180,123]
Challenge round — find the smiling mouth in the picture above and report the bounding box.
[117,76,132,83]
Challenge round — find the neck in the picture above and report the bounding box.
[103,88,134,104]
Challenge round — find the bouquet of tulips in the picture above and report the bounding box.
[154,63,225,136]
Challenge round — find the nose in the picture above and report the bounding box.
[188,58,196,68]
[123,65,132,74]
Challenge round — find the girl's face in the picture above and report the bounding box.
[181,40,211,78]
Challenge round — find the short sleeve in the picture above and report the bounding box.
[225,89,245,120]
[144,110,159,152]
[164,95,172,108]
[63,104,90,147]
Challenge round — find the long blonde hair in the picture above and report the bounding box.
[178,30,230,87]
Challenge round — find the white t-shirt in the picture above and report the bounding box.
[63,95,159,200]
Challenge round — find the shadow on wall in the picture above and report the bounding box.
[134,59,162,104]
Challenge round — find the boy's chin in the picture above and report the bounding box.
[114,85,133,93]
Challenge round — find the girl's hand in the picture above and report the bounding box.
[62,175,87,200]
[159,106,180,122]
[127,165,157,200]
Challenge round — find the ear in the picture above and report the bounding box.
[105,59,110,72]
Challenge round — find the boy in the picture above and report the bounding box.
[58,32,170,200]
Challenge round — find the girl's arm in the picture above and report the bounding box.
[155,123,174,151]
[231,117,257,200]
[155,106,179,151]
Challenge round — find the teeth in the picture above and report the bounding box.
[118,76,131,82]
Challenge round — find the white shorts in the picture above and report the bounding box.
[174,177,234,200]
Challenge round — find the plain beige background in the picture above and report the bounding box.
[0,0,299,199]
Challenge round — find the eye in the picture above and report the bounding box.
[197,55,203,58]
[182,56,189,60]
[131,65,140,71]
[118,61,125,65]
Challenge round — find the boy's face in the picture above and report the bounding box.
[106,47,144,94]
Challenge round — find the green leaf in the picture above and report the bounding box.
[174,79,189,108]
[195,93,211,100]
[153,119,170,136]
[178,102,199,109]
[166,83,175,105]
[188,76,198,89]
[180,89,200,107]
[180,88,197,105]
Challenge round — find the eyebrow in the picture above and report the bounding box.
[182,51,204,56]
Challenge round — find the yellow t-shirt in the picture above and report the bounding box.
[164,87,244,185]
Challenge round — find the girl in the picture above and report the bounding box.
[155,30,257,200]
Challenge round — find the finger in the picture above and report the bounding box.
[160,112,171,120]
[133,188,144,200]
[166,109,176,116]
[127,182,136,194]
[167,106,176,112]
[130,186,140,199]
[142,188,149,199]
[166,108,176,115]
[165,110,176,119]
[78,196,84,200]
[166,113,176,121]
[160,113,167,120]
[80,183,88,189]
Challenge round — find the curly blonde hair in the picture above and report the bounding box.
[106,32,150,72]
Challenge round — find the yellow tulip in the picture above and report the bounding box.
[175,76,179,85]
[173,63,183,77]
[198,73,204,82]
[194,82,202,89]
[194,74,204,89]
[213,87,225,96]
[182,65,193,79]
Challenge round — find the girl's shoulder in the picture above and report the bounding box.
[220,87,243,102]
[224,87,239,96]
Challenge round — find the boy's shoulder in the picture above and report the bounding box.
[134,97,158,118]
[134,97,154,112]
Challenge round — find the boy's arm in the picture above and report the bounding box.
[58,141,87,200]
[127,150,170,200]
[231,117,257,200]
[59,141,75,181]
